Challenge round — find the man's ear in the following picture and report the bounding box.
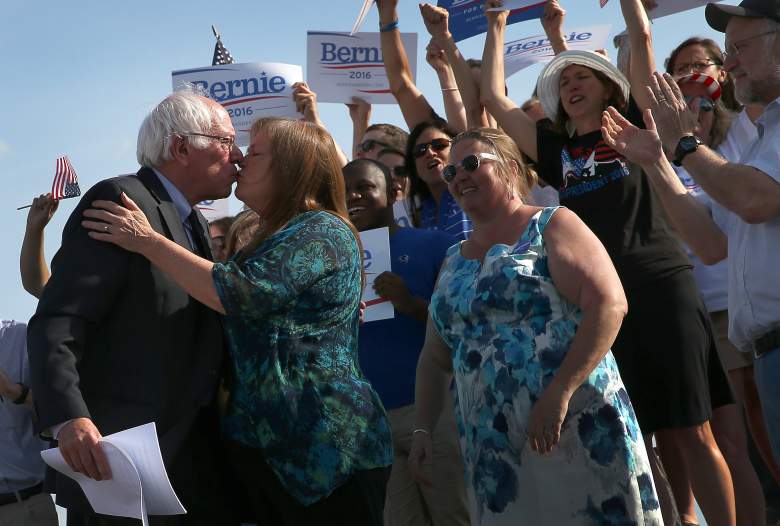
[169,135,190,167]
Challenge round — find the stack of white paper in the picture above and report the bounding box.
[41,423,185,526]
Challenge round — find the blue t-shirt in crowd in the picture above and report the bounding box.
[419,189,472,243]
[358,227,452,410]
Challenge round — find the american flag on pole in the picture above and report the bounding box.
[51,155,81,201]
[600,0,609,6]
[212,36,234,65]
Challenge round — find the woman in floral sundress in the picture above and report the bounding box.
[408,128,663,525]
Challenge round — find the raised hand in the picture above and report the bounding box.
[484,0,509,26]
[645,72,699,154]
[57,418,112,481]
[420,3,451,42]
[601,106,665,166]
[26,193,59,231]
[292,81,323,127]
[346,97,372,124]
[541,0,566,39]
[425,39,450,74]
[82,192,159,256]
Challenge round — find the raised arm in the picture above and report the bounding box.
[480,1,538,160]
[421,4,491,130]
[602,106,727,263]
[620,0,656,110]
[424,39,468,133]
[347,97,372,158]
[376,0,437,129]
[528,207,628,454]
[20,193,58,299]
[293,82,349,166]
[648,72,780,224]
[541,0,568,55]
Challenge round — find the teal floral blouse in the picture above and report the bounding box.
[212,210,393,505]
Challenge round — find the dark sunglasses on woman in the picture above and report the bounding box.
[442,153,499,183]
[390,166,408,178]
[413,138,452,158]
[358,139,390,153]
[684,95,715,112]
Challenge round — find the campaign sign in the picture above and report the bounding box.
[439,0,546,42]
[504,25,612,77]
[195,198,230,222]
[359,227,394,322]
[599,0,724,19]
[307,31,417,104]
[172,62,303,147]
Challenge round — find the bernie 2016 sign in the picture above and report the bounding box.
[172,62,303,147]
[307,31,417,105]
[503,25,612,77]
[439,0,546,42]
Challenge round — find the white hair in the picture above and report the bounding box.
[136,85,222,168]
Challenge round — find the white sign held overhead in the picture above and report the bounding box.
[172,63,302,147]
[307,31,417,104]
[359,227,394,323]
[599,0,725,19]
[503,25,612,77]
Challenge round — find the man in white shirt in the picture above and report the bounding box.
[0,320,57,525]
[602,0,780,460]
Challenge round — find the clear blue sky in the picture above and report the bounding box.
[0,1,736,323]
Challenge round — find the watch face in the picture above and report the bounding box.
[679,136,699,151]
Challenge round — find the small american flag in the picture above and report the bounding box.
[212,37,234,65]
[600,0,609,6]
[51,155,81,201]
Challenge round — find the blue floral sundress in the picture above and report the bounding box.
[429,207,663,525]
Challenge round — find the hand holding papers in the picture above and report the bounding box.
[359,227,394,322]
[42,423,185,526]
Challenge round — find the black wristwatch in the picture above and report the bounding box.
[673,135,703,166]
[12,383,30,405]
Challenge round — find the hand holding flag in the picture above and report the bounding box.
[17,155,81,210]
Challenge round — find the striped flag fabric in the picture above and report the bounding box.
[51,155,81,201]
[600,0,609,6]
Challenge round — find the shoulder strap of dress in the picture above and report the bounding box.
[537,206,562,234]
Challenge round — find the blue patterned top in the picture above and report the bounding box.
[212,210,393,505]
[419,189,472,243]
[429,207,661,524]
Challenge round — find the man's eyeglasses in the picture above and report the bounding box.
[413,138,452,159]
[723,30,778,61]
[672,60,720,76]
[442,153,499,183]
[177,132,235,151]
[358,139,390,153]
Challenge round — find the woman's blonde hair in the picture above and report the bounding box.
[451,128,537,199]
[239,118,360,265]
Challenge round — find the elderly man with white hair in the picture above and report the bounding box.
[27,89,243,526]
[601,0,780,463]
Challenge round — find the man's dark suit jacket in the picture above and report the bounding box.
[27,167,225,518]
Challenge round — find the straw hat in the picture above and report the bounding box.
[536,50,630,122]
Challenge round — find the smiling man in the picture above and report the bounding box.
[603,0,780,465]
[342,159,470,526]
[27,89,243,526]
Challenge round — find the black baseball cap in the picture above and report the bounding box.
[706,0,780,32]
